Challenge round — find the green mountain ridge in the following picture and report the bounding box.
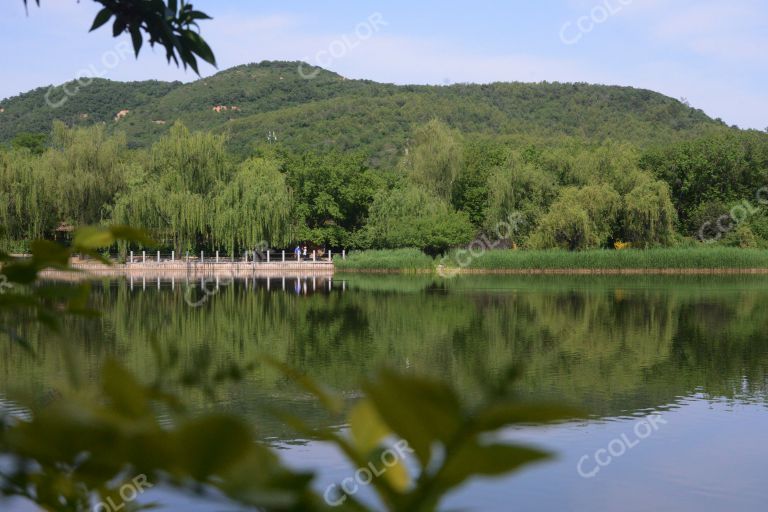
[0,60,728,166]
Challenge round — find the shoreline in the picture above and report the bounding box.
[40,261,334,280]
[24,250,768,278]
[37,264,768,278]
[340,267,768,275]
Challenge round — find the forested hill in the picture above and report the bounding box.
[1,60,726,165]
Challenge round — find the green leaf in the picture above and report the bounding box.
[261,356,343,414]
[349,399,390,454]
[362,370,462,467]
[30,240,70,267]
[112,16,127,37]
[73,227,115,250]
[439,442,550,491]
[182,29,216,66]
[129,25,143,57]
[175,415,253,480]
[347,400,412,495]
[187,10,212,21]
[78,248,111,265]
[2,263,38,284]
[89,7,112,32]
[218,444,315,509]
[73,225,154,250]
[109,225,155,246]
[101,359,151,419]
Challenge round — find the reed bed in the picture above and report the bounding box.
[335,249,435,271]
[337,247,768,272]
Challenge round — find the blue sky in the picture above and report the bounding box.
[1,0,766,129]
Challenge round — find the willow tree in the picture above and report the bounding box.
[528,184,621,250]
[554,140,643,194]
[0,149,55,247]
[46,121,129,227]
[484,160,558,245]
[622,179,677,247]
[111,123,228,253]
[150,122,230,195]
[112,181,208,254]
[404,119,463,201]
[212,158,294,254]
[0,122,129,247]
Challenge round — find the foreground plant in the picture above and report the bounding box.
[268,360,578,511]
[0,360,577,511]
[0,227,578,511]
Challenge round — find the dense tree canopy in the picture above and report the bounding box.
[404,119,463,201]
[640,131,768,234]
[285,151,382,247]
[2,118,768,254]
[213,158,294,253]
[361,184,475,254]
[622,179,677,247]
[0,61,726,164]
[528,185,621,250]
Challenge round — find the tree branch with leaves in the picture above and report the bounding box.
[22,0,216,73]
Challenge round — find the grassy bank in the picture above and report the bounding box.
[334,248,435,271]
[336,248,768,272]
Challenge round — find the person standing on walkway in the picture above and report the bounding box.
[294,245,301,260]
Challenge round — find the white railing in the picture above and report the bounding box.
[113,249,347,265]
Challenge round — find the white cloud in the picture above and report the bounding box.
[648,1,768,64]
[171,8,768,129]
[2,3,766,130]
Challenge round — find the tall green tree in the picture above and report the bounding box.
[640,131,768,231]
[622,179,677,247]
[452,139,509,227]
[10,132,47,155]
[528,184,621,250]
[285,151,382,247]
[213,158,294,253]
[112,123,227,252]
[404,119,463,201]
[484,158,558,245]
[150,122,229,195]
[361,184,474,254]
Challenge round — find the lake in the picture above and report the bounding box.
[2,273,767,511]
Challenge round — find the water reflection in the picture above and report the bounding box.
[2,274,768,510]
[127,273,337,296]
[4,274,767,423]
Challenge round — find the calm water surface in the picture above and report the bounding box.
[2,274,767,511]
